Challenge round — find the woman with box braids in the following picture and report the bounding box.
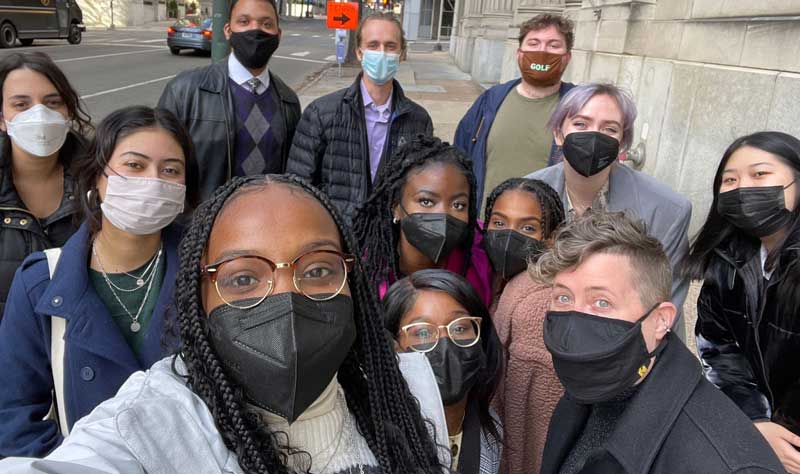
[354,135,493,305]
[174,174,445,473]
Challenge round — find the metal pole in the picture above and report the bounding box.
[435,0,443,42]
[110,0,115,30]
[344,0,363,65]
[211,0,230,62]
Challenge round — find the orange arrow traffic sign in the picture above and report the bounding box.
[326,2,358,30]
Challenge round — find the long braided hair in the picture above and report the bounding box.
[353,135,478,286]
[483,177,566,240]
[174,174,444,474]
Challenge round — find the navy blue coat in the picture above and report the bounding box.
[453,79,575,206]
[0,222,181,458]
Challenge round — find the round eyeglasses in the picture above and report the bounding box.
[202,250,356,309]
[398,316,483,353]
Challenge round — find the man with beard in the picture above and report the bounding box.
[455,14,575,207]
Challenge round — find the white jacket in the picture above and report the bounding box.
[1,353,449,473]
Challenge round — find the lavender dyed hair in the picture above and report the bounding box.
[547,82,637,151]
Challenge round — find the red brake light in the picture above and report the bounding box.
[167,27,175,35]
[203,29,212,39]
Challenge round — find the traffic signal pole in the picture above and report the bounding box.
[343,0,362,65]
[211,0,231,62]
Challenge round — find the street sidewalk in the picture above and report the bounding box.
[296,51,483,143]
[87,20,175,32]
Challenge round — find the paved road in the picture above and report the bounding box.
[0,18,335,121]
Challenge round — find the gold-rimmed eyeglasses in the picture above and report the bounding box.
[202,250,356,309]
[398,316,483,353]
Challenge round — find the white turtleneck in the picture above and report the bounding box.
[250,376,377,473]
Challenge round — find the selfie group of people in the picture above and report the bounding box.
[0,2,797,473]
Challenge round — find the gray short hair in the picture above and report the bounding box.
[529,211,671,309]
[547,82,637,151]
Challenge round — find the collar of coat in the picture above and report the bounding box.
[711,228,800,289]
[344,73,415,117]
[33,221,183,369]
[196,60,299,108]
[544,163,645,216]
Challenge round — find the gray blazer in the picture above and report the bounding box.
[527,163,691,330]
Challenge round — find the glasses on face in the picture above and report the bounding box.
[398,316,483,353]
[202,250,356,309]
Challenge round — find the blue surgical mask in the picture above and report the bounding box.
[360,49,400,85]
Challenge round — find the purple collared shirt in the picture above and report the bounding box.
[360,80,392,182]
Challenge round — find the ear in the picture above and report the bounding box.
[0,114,6,133]
[553,129,564,147]
[356,47,364,63]
[652,301,677,341]
[224,23,231,41]
[277,27,282,40]
[392,203,401,223]
[562,51,572,67]
[516,48,523,63]
[95,174,109,204]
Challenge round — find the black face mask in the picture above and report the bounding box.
[543,306,663,405]
[229,29,280,70]
[717,183,795,238]
[484,229,545,280]
[400,210,470,264]
[562,131,620,178]
[424,338,486,406]
[207,293,356,423]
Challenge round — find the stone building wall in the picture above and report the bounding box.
[77,0,167,27]
[78,0,211,27]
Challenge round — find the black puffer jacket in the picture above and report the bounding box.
[696,233,800,434]
[158,60,301,202]
[0,133,83,317]
[286,75,433,224]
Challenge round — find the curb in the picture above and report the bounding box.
[295,63,335,94]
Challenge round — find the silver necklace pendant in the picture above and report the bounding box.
[136,278,145,287]
[130,321,141,333]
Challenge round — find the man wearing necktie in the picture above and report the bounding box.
[157,0,301,201]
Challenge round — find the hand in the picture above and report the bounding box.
[755,421,800,473]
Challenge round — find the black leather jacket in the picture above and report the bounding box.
[696,236,800,434]
[158,60,301,202]
[0,133,84,317]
